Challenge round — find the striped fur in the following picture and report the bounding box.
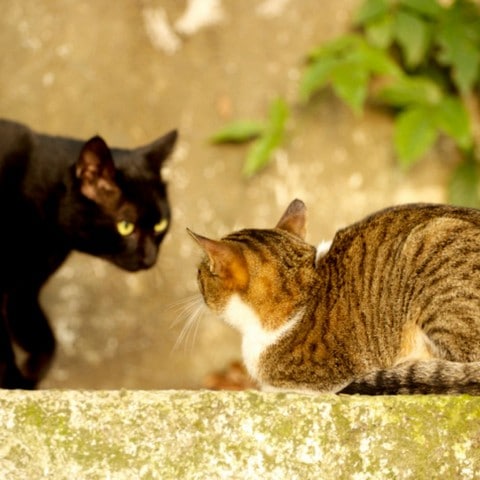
[189,199,480,394]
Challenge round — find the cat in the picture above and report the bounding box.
[189,199,480,394]
[0,118,177,389]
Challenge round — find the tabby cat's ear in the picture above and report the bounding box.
[144,129,178,172]
[76,136,120,207]
[187,229,248,286]
[275,199,307,240]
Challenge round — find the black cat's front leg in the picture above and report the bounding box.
[0,292,37,388]
[3,288,56,389]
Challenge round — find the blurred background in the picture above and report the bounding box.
[0,0,458,389]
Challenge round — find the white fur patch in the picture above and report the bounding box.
[315,240,332,265]
[222,294,300,380]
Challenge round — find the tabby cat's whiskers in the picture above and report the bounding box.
[169,294,206,352]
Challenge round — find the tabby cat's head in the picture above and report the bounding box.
[188,199,317,331]
[69,129,177,271]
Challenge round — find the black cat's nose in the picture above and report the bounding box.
[140,241,159,269]
[140,256,156,269]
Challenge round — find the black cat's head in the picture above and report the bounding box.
[70,129,177,271]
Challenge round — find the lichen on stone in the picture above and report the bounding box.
[0,390,479,479]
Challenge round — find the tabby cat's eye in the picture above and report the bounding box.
[116,220,135,236]
[154,218,169,233]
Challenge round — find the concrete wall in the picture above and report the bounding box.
[0,390,479,479]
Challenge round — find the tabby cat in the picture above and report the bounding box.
[189,199,480,394]
[0,118,177,389]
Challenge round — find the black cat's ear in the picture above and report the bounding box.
[275,199,307,240]
[144,129,178,172]
[76,136,120,207]
[187,229,248,287]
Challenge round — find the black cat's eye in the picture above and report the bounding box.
[154,218,169,234]
[116,220,135,236]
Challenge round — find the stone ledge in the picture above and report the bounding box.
[0,390,479,479]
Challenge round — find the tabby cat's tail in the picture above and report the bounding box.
[339,360,480,395]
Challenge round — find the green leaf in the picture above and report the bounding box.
[354,0,390,26]
[448,154,480,208]
[299,56,339,103]
[449,44,480,95]
[301,35,366,102]
[376,75,443,108]
[358,41,401,77]
[306,34,360,62]
[365,12,395,49]
[437,32,480,94]
[330,61,369,115]
[243,138,274,178]
[300,35,398,106]
[394,9,432,68]
[394,106,438,167]
[210,121,265,144]
[433,96,472,150]
[435,2,480,93]
[242,98,289,177]
[398,0,442,19]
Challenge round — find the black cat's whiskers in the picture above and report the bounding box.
[168,294,206,352]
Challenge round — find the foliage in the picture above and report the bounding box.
[211,0,480,206]
[301,0,480,206]
[210,98,289,177]
[210,121,265,144]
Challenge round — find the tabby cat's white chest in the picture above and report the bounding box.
[222,294,298,381]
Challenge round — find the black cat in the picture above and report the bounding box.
[0,118,177,388]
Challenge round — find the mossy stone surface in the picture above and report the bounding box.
[0,390,479,479]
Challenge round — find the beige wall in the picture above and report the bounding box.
[0,0,454,389]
